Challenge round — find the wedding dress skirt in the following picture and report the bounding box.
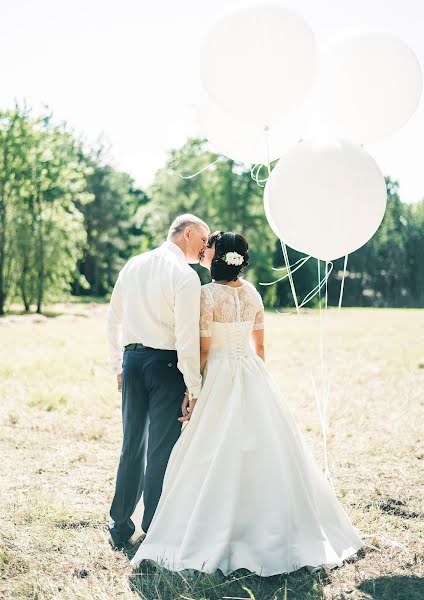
[131,320,363,575]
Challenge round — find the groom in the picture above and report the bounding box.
[107,213,209,548]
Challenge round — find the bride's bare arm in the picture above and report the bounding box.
[200,337,211,373]
[200,337,212,373]
[251,328,265,362]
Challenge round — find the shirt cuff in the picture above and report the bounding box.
[111,359,123,374]
[188,384,202,400]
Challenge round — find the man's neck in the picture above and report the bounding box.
[169,239,186,260]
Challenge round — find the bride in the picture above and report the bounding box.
[131,231,363,576]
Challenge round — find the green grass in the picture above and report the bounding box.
[0,305,423,599]
[129,565,322,600]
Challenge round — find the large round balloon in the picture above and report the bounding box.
[200,4,317,127]
[265,138,387,261]
[313,32,423,144]
[263,184,304,254]
[264,183,280,238]
[197,93,306,164]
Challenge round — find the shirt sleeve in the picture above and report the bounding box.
[175,270,202,400]
[200,286,214,337]
[253,290,265,330]
[107,270,124,374]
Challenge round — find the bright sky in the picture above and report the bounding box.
[2,0,423,203]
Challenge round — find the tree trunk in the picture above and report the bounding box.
[36,266,44,313]
[0,286,4,316]
[93,245,100,296]
[0,192,8,316]
[36,237,44,314]
[36,194,44,314]
[0,115,13,317]
[21,255,30,312]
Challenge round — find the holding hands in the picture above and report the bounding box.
[179,390,197,422]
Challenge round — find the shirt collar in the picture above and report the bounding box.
[162,241,186,262]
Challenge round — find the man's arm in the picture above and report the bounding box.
[174,272,202,401]
[107,272,124,385]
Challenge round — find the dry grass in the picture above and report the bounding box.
[0,303,423,599]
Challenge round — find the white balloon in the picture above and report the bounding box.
[263,184,304,254]
[197,93,306,165]
[263,183,280,238]
[265,138,387,261]
[313,32,423,144]
[200,4,317,127]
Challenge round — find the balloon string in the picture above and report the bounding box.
[272,255,310,272]
[250,124,272,187]
[312,259,334,484]
[275,261,334,315]
[280,241,300,315]
[263,129,300,314]
[250,163,270,187]
[325,260,329,310]
[179,155,225,179]
[324,262,334,484]
[261,130,333,484]
[338,254,349,310]
[259,256,310,286]
[318,259,324,383]
[309,371,332,485]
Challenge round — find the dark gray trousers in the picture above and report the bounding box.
[109,344,186,543]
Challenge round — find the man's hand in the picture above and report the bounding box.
[180,392,189,419]
[178,394,197,422]
[117,373,122,392]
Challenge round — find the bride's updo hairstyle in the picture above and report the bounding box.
[208,231,249,282]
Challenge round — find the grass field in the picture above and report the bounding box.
[0,304,423,600]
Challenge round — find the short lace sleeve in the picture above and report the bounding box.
[200,285,214,337]
[253,291,265,330]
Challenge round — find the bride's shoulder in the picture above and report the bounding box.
[201,282,215,296]
[242,280,264,304]
[242,280,259,293]
[241,279,254,288]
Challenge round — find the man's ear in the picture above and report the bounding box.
[183,227,192,241]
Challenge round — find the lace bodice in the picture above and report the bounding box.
[200,281,264,337]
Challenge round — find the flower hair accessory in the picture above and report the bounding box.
[221,251,244,266]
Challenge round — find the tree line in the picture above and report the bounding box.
[0,106,422,315]
[0,106,148,315]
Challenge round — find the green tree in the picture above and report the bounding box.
[0,106,92,314]
[404,198,424,307]
[340,178,409,307]
[74,147,149,296]
[0,107,32,314]
[25,122,91,312]
[139,138,278,300]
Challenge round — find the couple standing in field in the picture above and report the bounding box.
[107,213,362,576]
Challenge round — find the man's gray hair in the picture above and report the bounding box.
[167,214,209,241]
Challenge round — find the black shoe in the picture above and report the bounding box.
[109,536,127,550]
[108,523,134,550]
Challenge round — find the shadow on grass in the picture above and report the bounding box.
[4,308,75,318]
[357,576,424,600]
[39,310,66,318]
[3,296,108,318]
[129,562,324,600]
[69,295,110,304]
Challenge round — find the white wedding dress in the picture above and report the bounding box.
[131,281,363,576]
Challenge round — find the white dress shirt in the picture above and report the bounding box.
[107,241,202,400]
